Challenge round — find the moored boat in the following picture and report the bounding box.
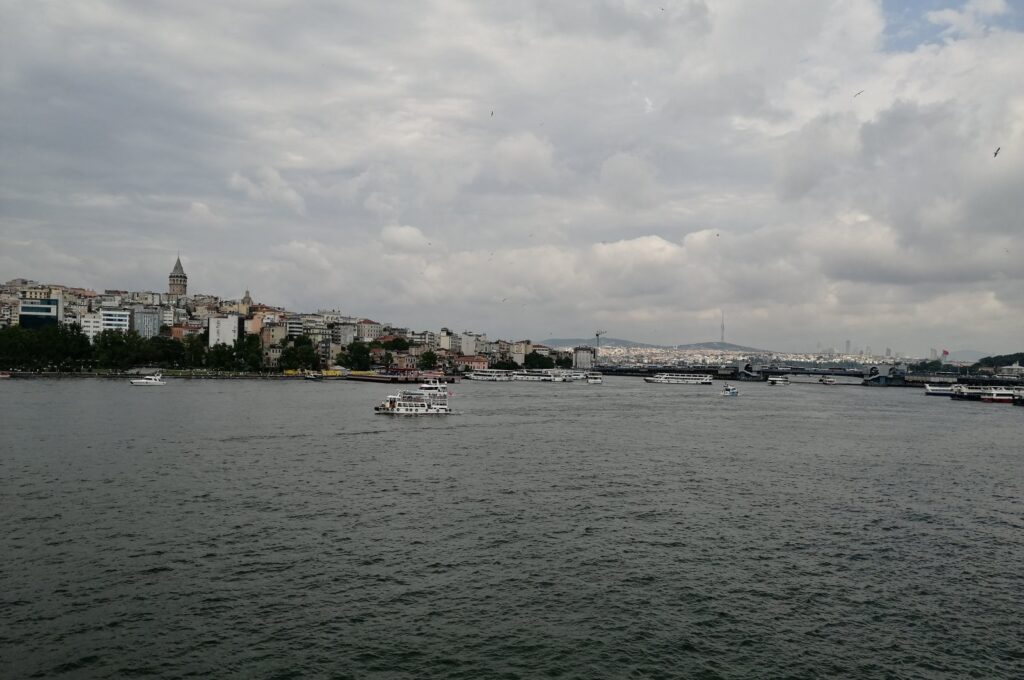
[951,385,986,401]
[644,373,713,385]
[465,368,513,381]
[924,383,955,396]
[586,372,603,384]
[979,387,1015,404]
[129,374,166,386]
[767,375,790,386]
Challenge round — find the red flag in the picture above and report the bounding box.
[941,349,949,356]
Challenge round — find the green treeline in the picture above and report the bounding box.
[972,353,1024,370]
[0,324,312,372]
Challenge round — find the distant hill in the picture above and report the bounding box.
[541,338,764,351]
[673,341,765,352]
[541,337,665,349]
[947,349,989,362]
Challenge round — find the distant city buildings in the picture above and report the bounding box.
[0,256,948,371]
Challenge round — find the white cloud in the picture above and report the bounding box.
[1,0,1022,354]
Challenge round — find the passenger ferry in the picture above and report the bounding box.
[644,373,713,385]
[923,384,955,396]
[586,372,603,384]
[767,375,790,386]
[374,379,451,415]
[818,376,837,385]
[951,385,986,401]
[979,387,1015,404]
[465,368,513,381]
[512,369,565,382]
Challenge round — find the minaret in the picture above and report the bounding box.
[720,310,725,345]
[169,255,187,296]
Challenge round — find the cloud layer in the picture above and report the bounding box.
[1,0,1022,353]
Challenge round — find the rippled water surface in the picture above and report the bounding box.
[2,377,1023,679]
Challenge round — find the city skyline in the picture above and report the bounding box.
[2,1,1023,356]
[4,256,997,360]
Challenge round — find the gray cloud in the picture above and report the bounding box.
[1,0,1022,354]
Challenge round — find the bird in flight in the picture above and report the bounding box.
[994,147,1000,157]
[854,90,864,97]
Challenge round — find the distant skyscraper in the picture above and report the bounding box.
[885,347,891,358]
[169,256,187,296]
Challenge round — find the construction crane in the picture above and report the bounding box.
[595,330,607,352]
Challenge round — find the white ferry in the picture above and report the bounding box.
[586,372,603,384]
[818,376,837,385]
[643,373,713,385]
[129,374,166,386]
[374,379,451,415]
[512,369,564,382]
[923,384,955,396]
[465,368,513,382]
[979,387,1015,404]
[767,375,790,386]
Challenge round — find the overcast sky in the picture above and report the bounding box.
[2,0,1022,354]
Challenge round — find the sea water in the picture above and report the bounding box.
[2,377,1022,678]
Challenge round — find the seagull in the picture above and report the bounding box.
[854,90,864,97]
[994,147,1000,157]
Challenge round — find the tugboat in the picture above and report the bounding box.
[374,379,451,415]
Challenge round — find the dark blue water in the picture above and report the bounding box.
[2,377,1022,678]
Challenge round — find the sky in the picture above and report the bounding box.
[1,0,1022,355]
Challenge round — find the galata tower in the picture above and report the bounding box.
[168,256,188,296]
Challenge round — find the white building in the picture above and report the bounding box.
[573,346,596,369]
[78,313,104,341]
[357,319,383,342]
[438,328,461,353]
[78,308,132,341]
[209,315,240,348]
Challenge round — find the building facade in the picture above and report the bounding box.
[209,315,240,348]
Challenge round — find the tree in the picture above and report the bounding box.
[382,351,394,370]
[146,335,185,368]
[418,350,438,370]
[93,329,149,369]
[490,358,518,370]
[338,341,371,371]
[0,323,92,371]
[523,351,554,369]
[181,334,207,368]
[206,343,237,371]
[280,335,319,370]
[555,355,573,369]
[382,337,410,351]
[236,334,263,372]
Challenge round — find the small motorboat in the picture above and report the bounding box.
[129,374,166,386]
[721,384,739,397]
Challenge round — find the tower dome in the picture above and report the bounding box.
[169,256,188,296]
